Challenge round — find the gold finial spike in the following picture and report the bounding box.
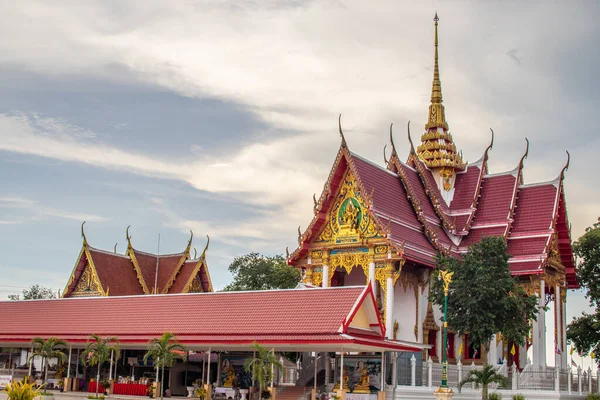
[339,114,347,148]
[81,221,88,246]
[425,12,448,130]
[407,121,416,154]
[389,123,398,157]
[560,151,570,181]
[201,235,210,258]
[383,145,388,164]
[114,243,118,253]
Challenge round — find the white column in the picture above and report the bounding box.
[206,348,211,384]
[369,261,376,293]
[28,347,33,376]
[385,265,394,339]
[410,355,416,387]
[555,285,562,368]
[67,345,72,378]
[339,351,344,390]
[532,279,546,367]
[322,264,329,288]
[392,353,398,388]
[313,352,317,390]
[217,353,222,386]
[489,335,497,365]
[380,352,385,390]
[109,350,114,382]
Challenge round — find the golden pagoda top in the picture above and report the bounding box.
[417,13,466,184]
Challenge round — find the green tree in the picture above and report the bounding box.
[567,218,600,364]
[29,337,67,392]
[244,342,282,400]
[458,364,509,400]
[223,253,300,291]
[143,332,187,400]
[8,285,56,301]
[430,236,538,367]
[81,334,120,399]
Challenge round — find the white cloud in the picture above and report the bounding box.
[0,193,108,222]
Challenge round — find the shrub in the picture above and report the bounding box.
[488,393,502,400]
[3,379,42,400]
[512,395,526,400]
[586,394,600,400]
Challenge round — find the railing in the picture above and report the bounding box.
[517,365,555,390]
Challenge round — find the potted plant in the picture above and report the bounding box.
[3,378,42,400]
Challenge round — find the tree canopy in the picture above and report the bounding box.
[567,218,600,365]
[430,236,538,365]
[8,284,56,301]
[222,253,300,291]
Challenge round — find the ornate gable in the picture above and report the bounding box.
[316,169,384,245]
[65,247,107,297]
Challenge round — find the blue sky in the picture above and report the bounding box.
[0,0,598,367]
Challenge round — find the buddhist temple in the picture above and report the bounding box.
[62,223,213,297]
[287,13,576,370]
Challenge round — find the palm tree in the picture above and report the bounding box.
[81,334,120,399]
[143,332,187,400]
[458,364,509,400]
[244,342,282,400]
[29,337,67,392]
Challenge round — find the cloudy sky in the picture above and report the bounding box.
[0,0,598,364]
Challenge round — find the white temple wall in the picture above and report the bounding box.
[392,281,417,342]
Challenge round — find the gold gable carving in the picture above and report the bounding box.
[317,170,383,244]
[70,264,103,297]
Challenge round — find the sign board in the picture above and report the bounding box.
[0,375,12,389]
[128,357,139,366]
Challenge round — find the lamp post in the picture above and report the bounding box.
[435,270,454,399]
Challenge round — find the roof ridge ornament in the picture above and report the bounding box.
[200,235,210,259]
[383,145,388,164]
[339,114,347,148]
[407,121,416,154]
[484,128,494,162]
[425,12,448,131]
[114,243,118,253]
[560,151,570,181]
[389,123,398,158]
[517,138,529,184]
[81,221,88,246]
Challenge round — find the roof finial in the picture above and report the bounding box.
[518,138,530,180]
[339,114,347,148]
[126,225,132,249]
[389,123,398,157]
[425,12,448,130]
[194,247,198,259]
[407,121,416,154]
[560,151,570,181]
[114,243,118,253]
[200,235,210,258]
[383,145,388,164]
[81,221,88,246]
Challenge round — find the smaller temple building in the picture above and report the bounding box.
[62,224,212,298]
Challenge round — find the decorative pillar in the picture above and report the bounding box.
[392,353,398,388]
[410,355,416,387]
[385,262,394,339]
[554,367,559,392]
[427,357,433,388]
[322,252,330,288]
[304,266,314,285]
[532,279,546,367]
[578,366,582,395]
[561,288,568,369]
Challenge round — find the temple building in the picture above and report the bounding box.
[287,14,577,370]
[62,224,213,297]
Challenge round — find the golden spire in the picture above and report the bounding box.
[425,12,448,130]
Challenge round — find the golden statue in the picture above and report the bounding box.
[352,361,370,394]
[340,200,359,228]
[440,270,453,294]
[333,366,349,391]
[222,359,235,388]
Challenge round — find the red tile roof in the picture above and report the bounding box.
[88,248,144,296]
[132,250,184,293]
[0,286,422,352]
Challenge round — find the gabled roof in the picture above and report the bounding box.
[289,136,576,283]
[63,226,214,297]
[0,286,423,352]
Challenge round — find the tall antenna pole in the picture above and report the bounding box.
[154,233,160,294]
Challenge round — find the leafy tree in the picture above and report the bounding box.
[29,337,67,392]
[8,285,56,301]
[430,236,538,367]
[143,332,187,400]
[81,334,120,399]
[567,218,600,364]
[223,253,300,291]
[244,342,282,400]
[457,364,508,400]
